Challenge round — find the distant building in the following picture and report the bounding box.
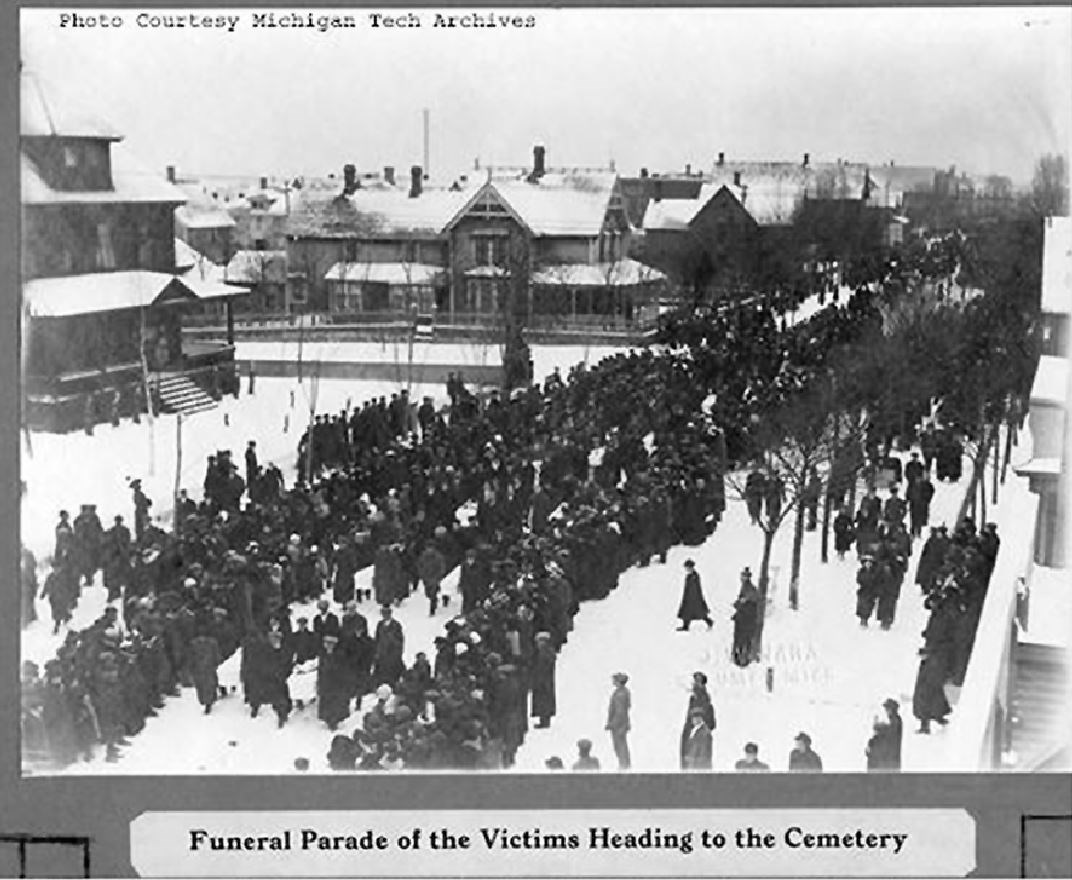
[287,148,666,330]
[20,71,243,430]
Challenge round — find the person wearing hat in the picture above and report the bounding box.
[54,510,74,564]
[244,440,259,489]
[312,599,341,641]
[734,742,770,772]
[40,554,78,634]
[531,632,557,729]
[317,633,350,730]
[605,672,632,770]
[131,479,152,543]
[373,605,405,687]
[189,627,222,715]
[915,525,949,594]
[102,514,132,603]
[833,505,855,561]
[855,555,881,628]
[866,699,903,770]
[905,451,924,487]
[682,707,714,770]
[906,467,935,538]
[731,570,760,667]
[417,535,449,616]
[679,671,716,768]
[676,560,713,632]
[788,731,823,772]
[572,738,601,771]
[912,643,951,734]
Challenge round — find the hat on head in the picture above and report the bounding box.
[683,559,695,569]
[794,731,812,747]
[883,698,900,711]
[612,672,629,685]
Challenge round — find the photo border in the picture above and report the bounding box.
[3,2,1071,877]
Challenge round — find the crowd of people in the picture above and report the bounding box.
[21,242,998,772]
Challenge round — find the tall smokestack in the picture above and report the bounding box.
[260,176,268,190]
[409,165,423,199]
[343,164,357,195]
[533,145,546,179]
[423,108,430,178]
[166,165,176,183]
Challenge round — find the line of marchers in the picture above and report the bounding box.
[187,827,909,855]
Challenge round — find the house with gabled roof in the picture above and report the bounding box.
[286,147,666,329]
[20,70,246,430]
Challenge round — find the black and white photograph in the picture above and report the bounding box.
[16,5,1072,778]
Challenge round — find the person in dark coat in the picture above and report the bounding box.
[102,515,132,602]
[676,560,713,631]
[332,537,359,606]
[906,475,935,538]
[833,507,855,560]
[788,732,823,771]
[682,708,714,770]
[731,570,760,666]
[855,556,880,627]
[41,559,77,634]
[417,535,449,616]
[457,548,486,614]
[20,547,39,629]
[373,544,406,607]
[189,630,221,714]
[734,742,770,771]
[605,672,632,770]
[373,605,405,686]
[312,600,341,641]
[530,632,557,728]
[317,634,351,730]
[912,645,951,734]
[865,698,903,770]
[679,672,716,768]
[744,470,766,525]
[572,738,601,771]
[292,617,319,665]
[915,526,948,593]
[264,630,293,727]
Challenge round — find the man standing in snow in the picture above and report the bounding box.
[788,731,823,771]
[605,672,632,770]
[682,708,714,770]
[731,570,760,666]
[676,559,713,631]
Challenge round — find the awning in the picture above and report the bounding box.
[532,259,666,287]
[325,262,445,285]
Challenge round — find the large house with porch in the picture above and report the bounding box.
[286,148,667,332]
[20,72,245,431]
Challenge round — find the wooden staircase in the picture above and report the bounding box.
[155,375,217,416]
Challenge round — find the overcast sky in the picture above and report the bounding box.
[20,6,1072,185]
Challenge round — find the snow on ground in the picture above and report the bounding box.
[512,451,974,774]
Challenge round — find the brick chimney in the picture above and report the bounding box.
[685,163,692,176]
[528,145,546,183]
[343,164,357,195]
[640,168,649,178]
[717,152,725,167]
[259,176,268,190]
[166,165,176,183]
[409,165,423,198]
[802,153,810,168]
[653,179,663,203]
[384,166,396,187]
[733,171,741,187]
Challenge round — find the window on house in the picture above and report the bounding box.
[96,223,116,269]
[64,146,79,168]
[474,236,507,267]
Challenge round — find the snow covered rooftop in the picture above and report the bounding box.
[225,250,287,284]
[1041,216,1072,317]
[294,186,475,238]
[490,172,618,237]
[23,271,197,317]
[175,204,236,230]
[21,148,188,206]
[324,262,445,286]
[531,259,666,287]
[1031,355,1070,406]
[642,184,722,231]
[175,240,248,298]
[20,70,123,140]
